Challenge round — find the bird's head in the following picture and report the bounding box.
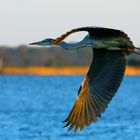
[29,38,55,46]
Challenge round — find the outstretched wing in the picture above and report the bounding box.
[64,49,127,132]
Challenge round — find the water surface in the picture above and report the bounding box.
[0,75,140,140]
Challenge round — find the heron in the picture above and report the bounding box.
[30,26,140,132]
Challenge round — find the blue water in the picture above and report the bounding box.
[0,75,140,140]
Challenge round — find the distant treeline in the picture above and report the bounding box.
[0,45,140,67]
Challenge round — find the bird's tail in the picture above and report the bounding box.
[51,27,91,45]
[131,47,140,55]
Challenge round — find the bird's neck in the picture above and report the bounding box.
[58,35,94,50]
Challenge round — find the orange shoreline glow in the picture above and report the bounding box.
[1,66,140,75]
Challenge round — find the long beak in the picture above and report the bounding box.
[29,42,39,45]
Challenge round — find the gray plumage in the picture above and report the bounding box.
[30,26,139,132]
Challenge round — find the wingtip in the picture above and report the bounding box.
[74,125,79,133]
[68,123,75,132]
[63,118,68,123]
[64,121,70,128]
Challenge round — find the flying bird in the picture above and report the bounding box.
[30,26,140,132]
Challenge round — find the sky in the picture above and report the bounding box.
[0,0,140,47]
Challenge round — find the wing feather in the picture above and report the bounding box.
[64,49,127,132]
